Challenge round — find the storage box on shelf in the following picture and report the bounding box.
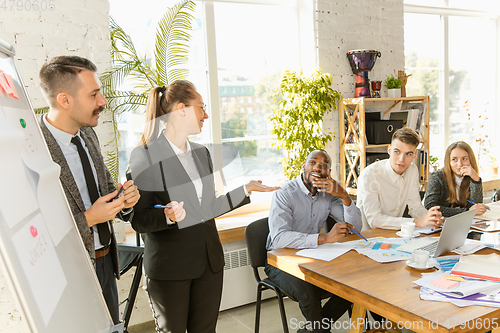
[339,96,430,195]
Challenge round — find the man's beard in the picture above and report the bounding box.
[303,173,318,191]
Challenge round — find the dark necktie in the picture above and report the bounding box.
[71,136,111,245]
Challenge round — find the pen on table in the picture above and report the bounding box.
[350,228,368,241]
[467,200,490,210]
[154,204,173,209]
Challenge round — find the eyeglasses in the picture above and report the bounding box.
[186,104,207,114]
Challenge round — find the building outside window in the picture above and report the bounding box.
[110,0,305,206]
[404,1,499,171]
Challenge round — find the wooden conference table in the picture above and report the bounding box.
[267,228,500,333]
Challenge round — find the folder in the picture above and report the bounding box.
[451,254,500,282]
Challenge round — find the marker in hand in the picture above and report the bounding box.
[154,204,173,209]
[467,200,490,210]
[350,228,368,242]
[113,187,124,200]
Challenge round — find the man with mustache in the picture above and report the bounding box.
[38,56,140,324]
[266,149,362,333]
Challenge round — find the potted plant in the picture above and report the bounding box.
[384,75,402,98]
[268,69,341,180]
[429,155,439,172]
[483,144,498,176]
[488,157,498,176]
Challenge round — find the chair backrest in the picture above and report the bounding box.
[245,217,270,269]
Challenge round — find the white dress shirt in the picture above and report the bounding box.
[42,115,111,249]
[454,175,463,200]
[163,135,249,225]
[357,159,427,230]
[166,137,203,204]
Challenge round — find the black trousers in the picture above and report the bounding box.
[265,262,352,332]
[144,262,223,333]
[96,252,120,324]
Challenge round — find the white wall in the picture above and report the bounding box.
[316,0,405,175]
[0,0,115,156]
[0,1,112,331]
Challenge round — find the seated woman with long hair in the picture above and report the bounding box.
[424,141,488,217]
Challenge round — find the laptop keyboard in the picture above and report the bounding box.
[418,241,438,256]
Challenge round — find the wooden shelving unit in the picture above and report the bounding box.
[339,96,430,195]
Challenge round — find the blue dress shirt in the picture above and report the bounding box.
[266,174,362,250]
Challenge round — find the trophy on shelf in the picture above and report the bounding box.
[346,49,381,98]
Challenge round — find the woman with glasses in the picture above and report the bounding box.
[126,80,279,333]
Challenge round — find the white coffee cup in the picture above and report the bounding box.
[400,221,416,237]
[412,249,430,267]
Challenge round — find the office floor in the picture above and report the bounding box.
[132,297,345,333]
[131,297,413,333]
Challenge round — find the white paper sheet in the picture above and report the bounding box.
[415,224,442,235]
[1,106,73,245]
[22,156,73,246]
[11,214,67,326]
[474,204,500,222]
[452,239,487,255]
[420,286,500,308]
[354,237,413,263]
[0,109,39,227]
[414,271,499,298]
[296,243,354,261]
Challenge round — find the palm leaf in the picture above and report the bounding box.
[155,0,195,85]
[106,90,149,115]
[100,1,195,181]
[110,18,140,62]
[34,106,49,115]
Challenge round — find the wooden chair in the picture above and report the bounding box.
[245,217,289,333]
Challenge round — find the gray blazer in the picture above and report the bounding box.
[40,120,123,278]
[424,169,483,217]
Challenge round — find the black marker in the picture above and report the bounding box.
[114,187,124,200]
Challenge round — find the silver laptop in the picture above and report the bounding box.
[397,209,475,257]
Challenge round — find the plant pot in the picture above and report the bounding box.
[387,88,401,98]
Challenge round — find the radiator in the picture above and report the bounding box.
[220,240,275,311]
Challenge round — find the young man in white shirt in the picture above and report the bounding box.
[357,128,444,230]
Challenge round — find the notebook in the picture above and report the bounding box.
[397,209,475,257]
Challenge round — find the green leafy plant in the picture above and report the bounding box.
[384,75,403,89]
[269,69,341,180]
[429,155,439,171]
[99,0,195,182]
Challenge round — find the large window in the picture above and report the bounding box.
[404,2,499,172]
[110,0,307,206]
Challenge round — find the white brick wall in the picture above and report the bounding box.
[0,1,111,332]
[316,0,405,174]
[0,0,111,108]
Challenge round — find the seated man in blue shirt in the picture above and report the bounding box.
[265,149,362,333]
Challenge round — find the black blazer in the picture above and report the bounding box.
[127,135,250,280]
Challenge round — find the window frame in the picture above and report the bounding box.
[200,0,314,202]
[404,2,500,159]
